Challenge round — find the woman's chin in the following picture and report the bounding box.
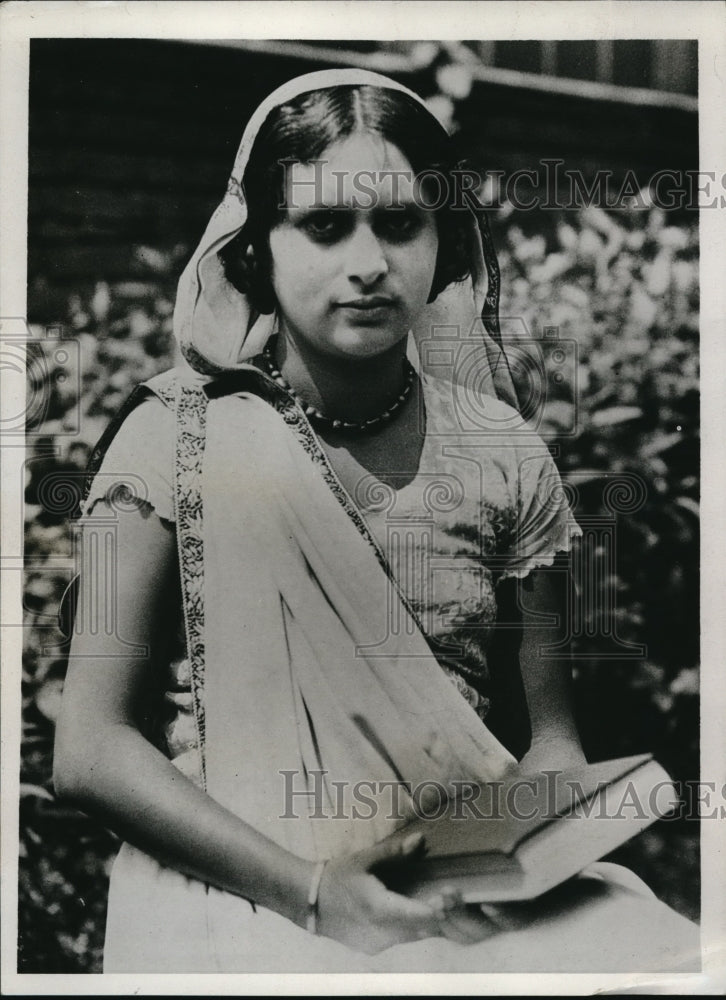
[322,325,409,361]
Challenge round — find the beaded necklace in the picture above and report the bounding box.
[261,336,416,434]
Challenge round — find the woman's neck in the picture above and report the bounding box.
[273,327,411,424]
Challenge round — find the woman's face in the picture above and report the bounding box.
[267,132,439,360]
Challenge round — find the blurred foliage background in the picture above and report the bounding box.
[20,39,699,972]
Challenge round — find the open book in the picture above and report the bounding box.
[380,754,678,903]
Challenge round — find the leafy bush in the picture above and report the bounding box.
[496,202,698,773]
[496,201,699,921]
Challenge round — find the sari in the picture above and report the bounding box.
[75,69,699,973]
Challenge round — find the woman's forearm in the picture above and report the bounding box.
[53,719,314,927]
[516,569,586,767]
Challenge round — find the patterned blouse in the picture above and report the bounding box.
[81,373,580,779]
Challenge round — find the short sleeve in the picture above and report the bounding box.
[80,396,176,525]
[499,437,582,581]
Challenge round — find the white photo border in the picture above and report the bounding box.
[1,1,724,994]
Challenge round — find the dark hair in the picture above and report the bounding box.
[219,85,472,313]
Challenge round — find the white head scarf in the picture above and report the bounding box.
[172,68,519,409]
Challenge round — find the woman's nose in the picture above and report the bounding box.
[345,222,388,287]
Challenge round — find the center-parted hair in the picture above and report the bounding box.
[219,85,472,313]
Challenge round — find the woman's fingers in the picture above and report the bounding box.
[434,886,500,944]
[479,901,526,933]
[364,876,503,950]
[319,840,442,953]
[360,829,427,869]
[360,838,504,946]
[363,875,443,941]
[322,835,520,954]
[332,881,437,953]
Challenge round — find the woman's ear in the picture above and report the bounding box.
[427,244,447,303]
[219,235,277,315]
[427,245,451,303]
[428,210,471,303]
[247,243,278,315]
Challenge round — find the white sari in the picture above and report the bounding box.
[84,368,698,973]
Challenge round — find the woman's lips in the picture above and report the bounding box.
[337,297,394,308]
[338,295,395,326]
[336,297,395,320]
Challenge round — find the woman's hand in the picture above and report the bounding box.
[519,734,588,775]
[316,833,504,954]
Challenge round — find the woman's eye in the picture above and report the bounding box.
[378,211,421,240]
[302,212,344,241]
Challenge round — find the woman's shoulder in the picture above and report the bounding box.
[81,393,177,525]
[120,392,176,433]
[421,372,546,447]
[101,394,177,464]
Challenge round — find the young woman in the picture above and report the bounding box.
[53,68,698,973]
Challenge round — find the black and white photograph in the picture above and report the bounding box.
[1,1,724,993]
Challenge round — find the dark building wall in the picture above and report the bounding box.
[28,39,698,316]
